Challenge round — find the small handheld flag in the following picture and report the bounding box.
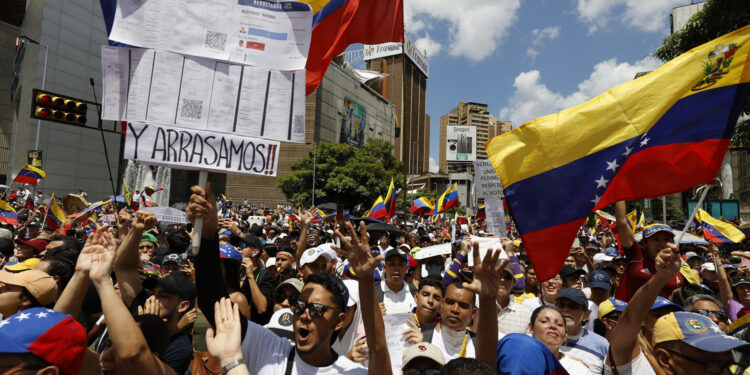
[410,197,435,217]
[45,194,66,231]
[25,196,35,211]
[383,178,397,220]
[366,196,388,220]
[13,164,46,185]
[0,200,18,226]
[433,184,459,215]
[694,208,746,244]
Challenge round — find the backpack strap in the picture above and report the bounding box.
[284,347,295,375]
[408,282,418,296]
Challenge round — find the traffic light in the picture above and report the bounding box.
[31,89,88,126]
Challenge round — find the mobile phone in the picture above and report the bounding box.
[336,204,344,219]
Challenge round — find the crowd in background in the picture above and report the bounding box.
[2,186,750,375]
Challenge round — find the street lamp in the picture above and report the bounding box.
[19,35,48,150]
[411,140,420,190]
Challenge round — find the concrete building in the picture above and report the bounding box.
[364,37,430,178]
[1,0,122,201]
[670,2,705,33]
[225,58,397,205]
[439,101,510,174]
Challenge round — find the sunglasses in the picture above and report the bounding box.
[692,309,729,322]
[289,296,341,318]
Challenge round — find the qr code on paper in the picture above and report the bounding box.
[180,99,203,120]
[293,115,304,134]
[205,31,227,50]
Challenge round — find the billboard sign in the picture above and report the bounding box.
[446,126,476,162]
[340,97,367,147]
[364,36,429,77]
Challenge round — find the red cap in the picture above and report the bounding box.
[14,238,50,253]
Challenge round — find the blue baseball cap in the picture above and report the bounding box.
[642,224,674,239]
[219,244,243,262]
[589,270,612,290]
[598,298,627,320]
[654,311,750,352]
[605,247,618,257]
[651,296,683,312]
[0,308,87,375]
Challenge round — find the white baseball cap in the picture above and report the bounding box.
[593,253,614,266]
[700,262,716,273]
[299,247,334,268]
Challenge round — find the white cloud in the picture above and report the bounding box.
[404,0,521,61]
[526,26,561,60]
[575,0,683,33]
[429,157,439,173]
[414,36,442,57]
[499,56,662,126]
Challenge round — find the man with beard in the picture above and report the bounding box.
[187,185,391,375]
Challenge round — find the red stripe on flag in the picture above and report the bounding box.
[520,219,586,282]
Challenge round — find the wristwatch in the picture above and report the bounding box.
[221,358,244,374]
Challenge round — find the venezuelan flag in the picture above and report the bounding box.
[301,0,404,94]
[0,200,18,226]
[366,195,387,220]
[694,208,746,243]
[383,178,397,220]
[486,26,750,281]
[13,164,46,185]
[410,197,435,216]
[45,194,66,231]
[68,199,112,219]
[476,204,486,220]
[636,212,646,232]
[624,210,638,233]
[122,179,132,206]
[143,186,164,196]
[433,184,459,215]
[25,196,35,211]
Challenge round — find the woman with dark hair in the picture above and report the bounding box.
[529,306,593,374]
[219,244,251,319]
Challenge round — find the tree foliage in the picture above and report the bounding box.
[278,140,405,215]
[654,0,750,144]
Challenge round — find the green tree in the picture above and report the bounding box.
[278,139,405,215]
[654,0,750,144]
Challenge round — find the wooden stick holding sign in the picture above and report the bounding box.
[191,170,208,254]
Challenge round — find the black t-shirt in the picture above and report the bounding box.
[241,267,277,325]
[163,332,193,375]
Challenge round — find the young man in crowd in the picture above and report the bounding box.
[274,247,297,283]
[419,282,477,361]
[555,287,609,374]
[379,249,417,315]
[412,276,444,328]
[0,269,57,319]
[187,184,391,374]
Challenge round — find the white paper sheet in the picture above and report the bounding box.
[207,62,243,133]
[175,57,216,128]
[109,0,311,70]
[125,49,154,122]
[146,51,184,124]
[101,47,129,120]
[382,313,413,374]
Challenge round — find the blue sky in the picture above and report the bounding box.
[389,0,695,172]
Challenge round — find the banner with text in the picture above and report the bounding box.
[474,160,504,198]
[124,123,280,176]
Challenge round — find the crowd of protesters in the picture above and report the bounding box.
[3,186,750,375]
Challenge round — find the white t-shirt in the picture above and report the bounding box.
[431,325,476,361]
[560,355,594,375]
[241,321,367,375]
[381,281,416,315]
[603,350,656,375]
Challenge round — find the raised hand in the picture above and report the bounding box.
[132,210,157,232]
[500,237,515,256]
[333,221,383,280]
[137,295,162,319]
[88,226,118,283]
[300,207,317,226]
[206,297,244,367]
[654,242,681,277]
[116,208,131,236]
[185,184,218,237]
[402,320,424,344]
[462,241,509,298]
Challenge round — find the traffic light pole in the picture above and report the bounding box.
[89,78,117,198]
[21,37,49,150]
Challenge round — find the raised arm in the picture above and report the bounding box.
[711,243,733,308]
[113,210,157,306]
[463,242,507,368]
[608,243,681,366]
[295,207,316,262]
[89,227,174,375]
[334,222,392,375]
[615,201,635,250]
[54,225,102,315]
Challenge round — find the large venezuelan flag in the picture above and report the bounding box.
[486,26,750,281]
[694,208,746,243]
[301,0,404,94]
[13,164,46,185]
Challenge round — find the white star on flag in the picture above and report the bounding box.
[640,137,650,147]
[595,176,609,189]
[15,312,30,321]
[606,159,619,172]
[591,195,601,205]
[36,312,48,318]
[622,146,633,157]
[0,320,9,328]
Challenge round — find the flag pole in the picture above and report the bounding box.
[677,178,717,244]
[191,170,208,255]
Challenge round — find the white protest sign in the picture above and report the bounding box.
[382,313,413,374]
[101,47,306,144]
[411,243,452,260]
[124,122,280,176]
[465,235,508,267]
[109,0,312,71]
[484,197,507,238]
[474,160,504,198]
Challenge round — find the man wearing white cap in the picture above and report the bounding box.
[299,246,335,280]
[401,342,445,374]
